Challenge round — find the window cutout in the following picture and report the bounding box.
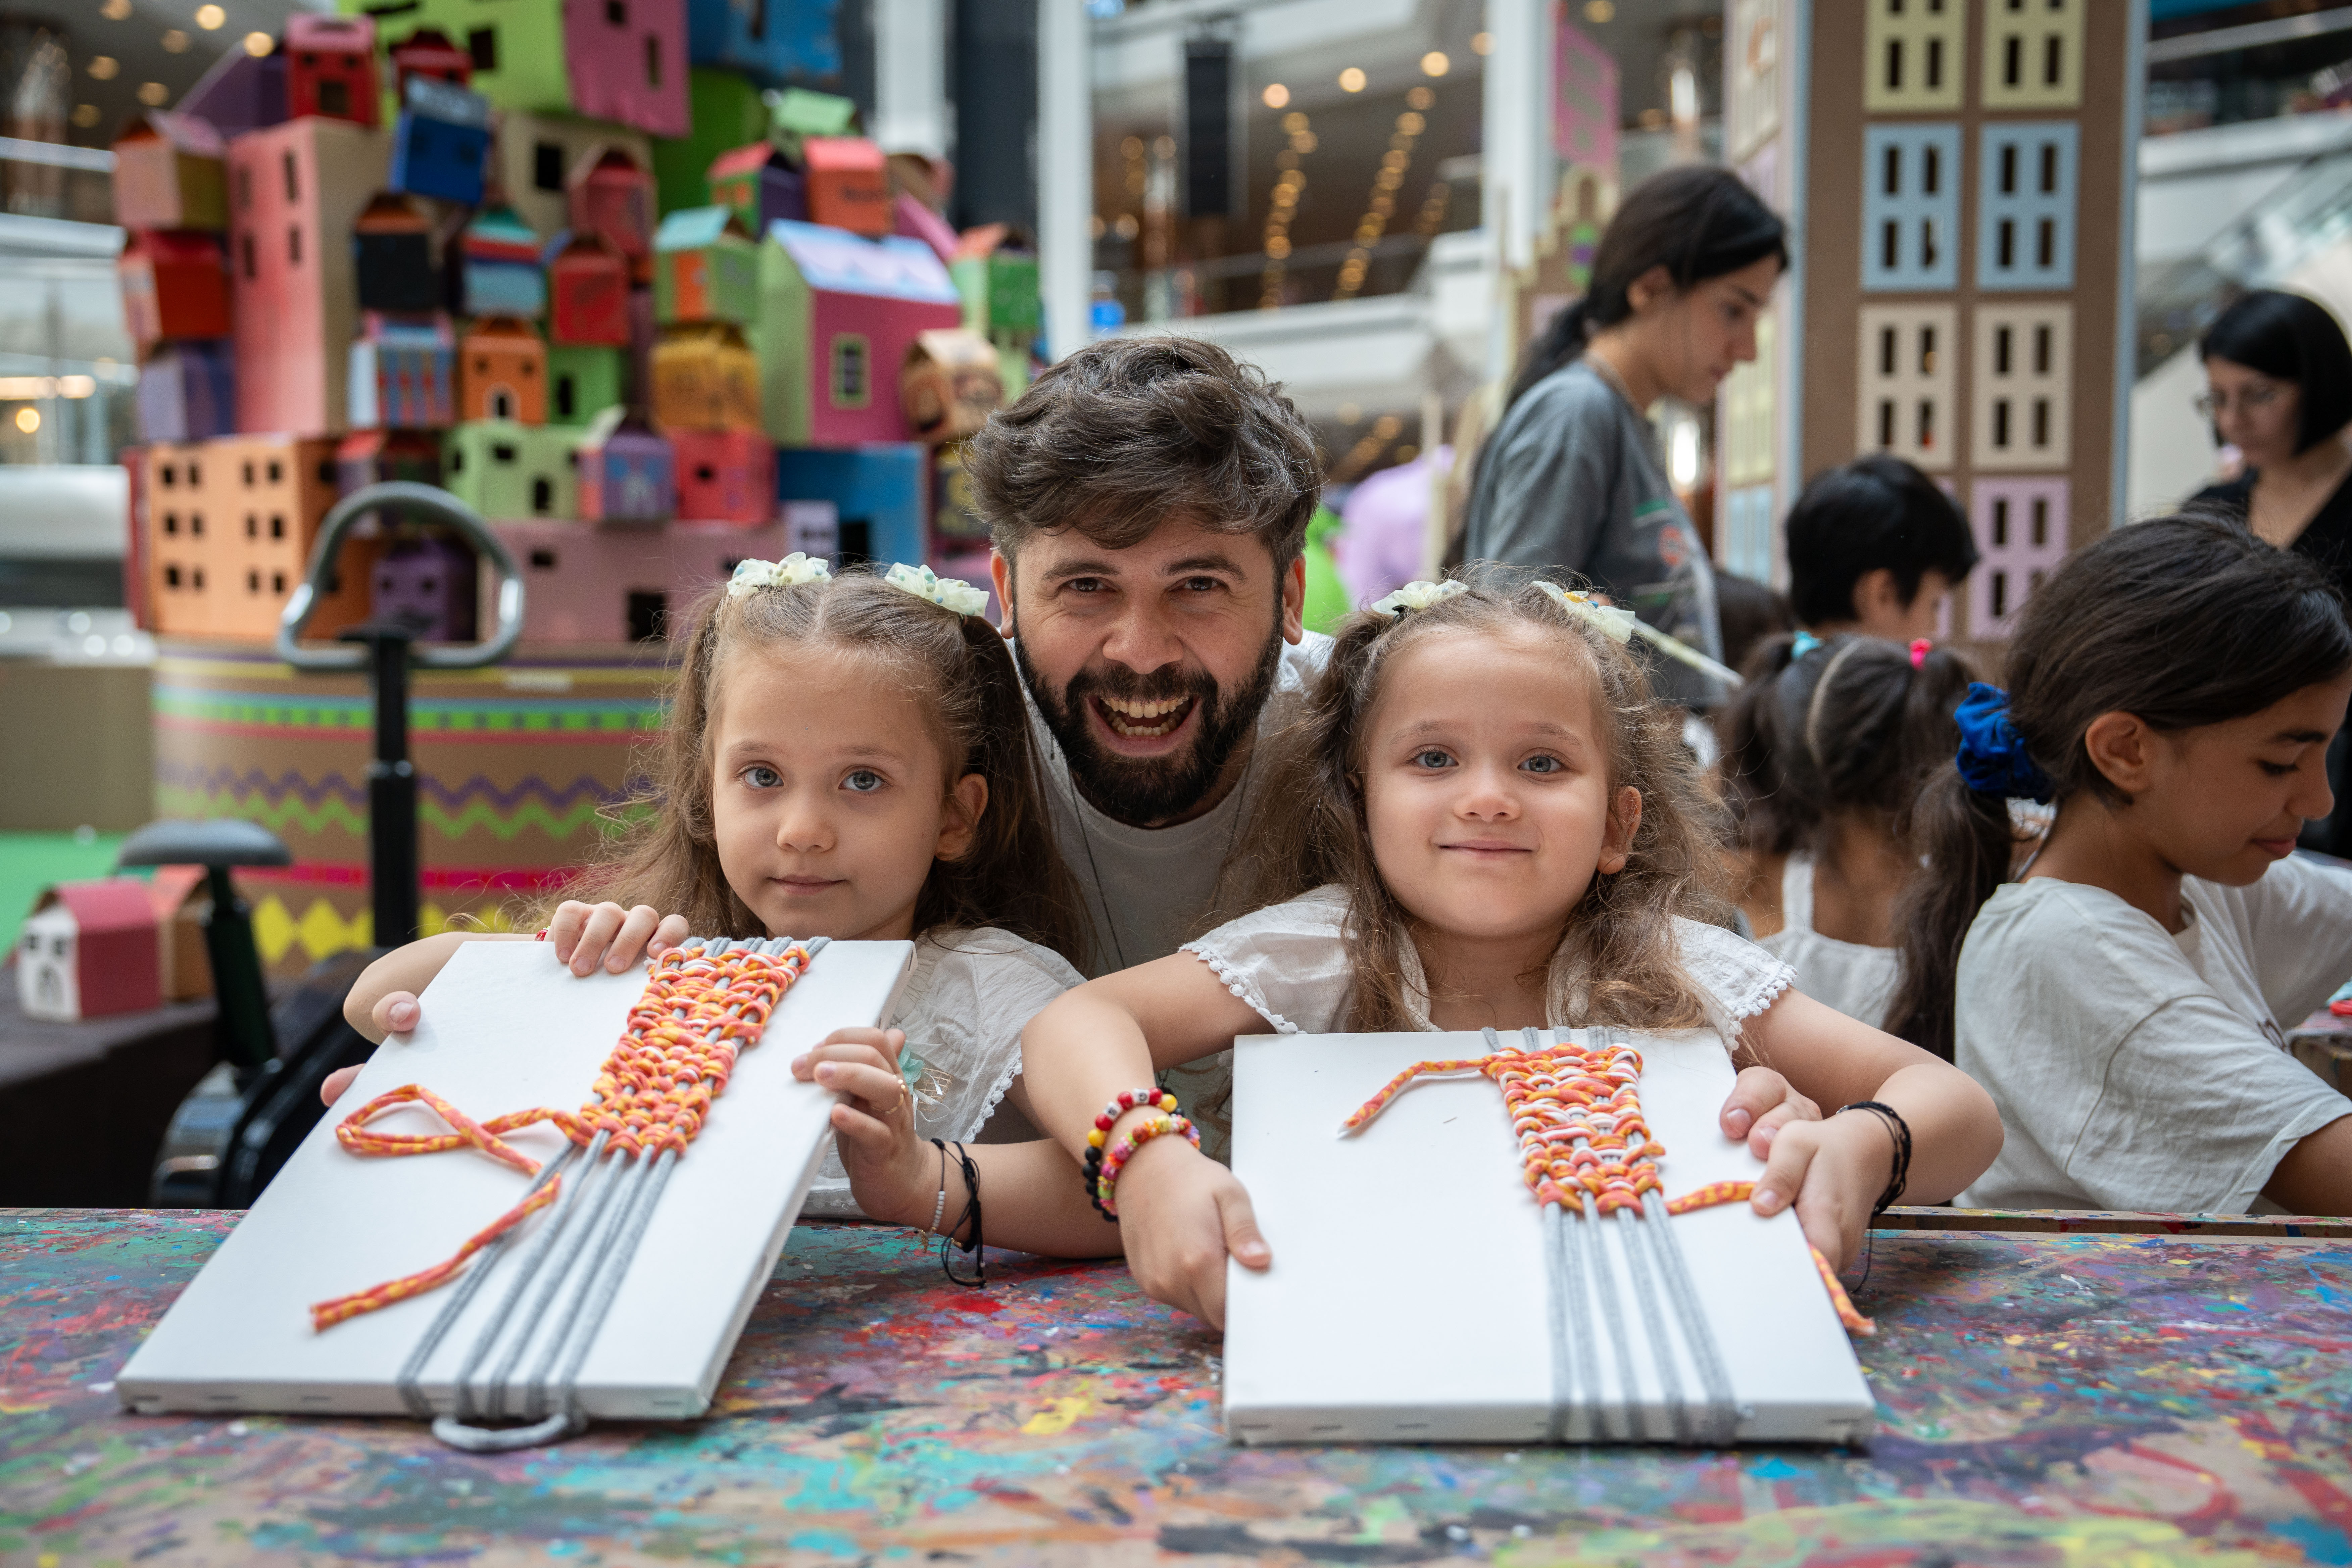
[469,27,498,72]
[644,34,661,88]
[532,477,553,513]
[282,151,298,202]
[288,225,301,266]
[830,335,872,408]
[534,142,564,192]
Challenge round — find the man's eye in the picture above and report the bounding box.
[843,769,884,793]
[1414,749,1455,770]
[1180,577,1222,593]
[743,765,781,789]
[1067,578,1106,594]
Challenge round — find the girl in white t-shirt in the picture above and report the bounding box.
[1898,514,2352,1214]
[1718,632,1973,1031]
[1003,577,2002,1326]
[336,560,1112,1264]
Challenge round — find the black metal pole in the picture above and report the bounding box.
[364,628,420,947]
[201,864,277,1072]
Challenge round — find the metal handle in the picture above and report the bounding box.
[276,482,526,671]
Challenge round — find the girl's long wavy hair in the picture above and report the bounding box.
[541,571,1088,962]
[1220,576,1730,1033]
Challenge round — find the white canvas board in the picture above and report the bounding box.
[1224,1028,1876,1446]
[118,937,913,1420]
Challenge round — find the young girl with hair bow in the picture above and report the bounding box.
[334,558,1119,1271]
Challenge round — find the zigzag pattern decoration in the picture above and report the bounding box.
[249,895,530,966]
[155,764,650,844]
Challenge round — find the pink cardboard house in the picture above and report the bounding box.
[228,117,391,436]
[563,0,689,138]
[493,516,799,642]
[752,221,962,447]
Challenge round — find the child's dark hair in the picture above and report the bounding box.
[1718,632,1976,861]
[1223,576,1730,1034]
[1783,455,1980,629]
[1889,515,2352,1056]
[548,571,1088,963]
[1716,573,1797,676]
[2201,289,2352,456]
[1505,166,1788,408]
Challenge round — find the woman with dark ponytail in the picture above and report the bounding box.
[1892,514,2352,1215]
[1459,166,1787,699]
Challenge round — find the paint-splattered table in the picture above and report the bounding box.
[4,1210,2348,1566]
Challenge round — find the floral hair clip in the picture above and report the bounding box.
[1909,637,1932,669]
[727,553,832,598]
[1533,580,1638,644]
[883,562,991,617]
[1370,579,1469,617]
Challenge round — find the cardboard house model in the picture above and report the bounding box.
[348,311,457,429]
[353,191,441,313]
[286,12,381,128]
[569,143,657,262]
[653,205,757,326]
[549,342,625,424]
[487,109,651,254]
[706,141,805,235]
[142,435,377,640]
[950,224,1041,347]
[337,427,443,494]
[652,322,759,431]
[443,419,578,519]
[228,115,391,436]
[389,74,491,206]
[119,230,231,350]
[371,533,479,641]
[493,514,802,641]
[900,327,1004,445]
[459,315,548,424]
[139,341,237,443]
[547,231,633,346]
[685,0,841,86]
[111,111,227,231]
[389,27,472,95]
[17,880,162,1023]
[670,425,772,523]
[577,406,675,523]
[775,443,925,567]
[458,205,545,317]
[362,0,683,137]
[177,45,287,141]
[753,222,961,446]
[144,865,215,1003]
[801,137,890,237]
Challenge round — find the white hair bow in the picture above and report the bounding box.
[1369,579,1470,616]
[883,562,991,617]
[1533,580,1639,644]
[727,553,832,598]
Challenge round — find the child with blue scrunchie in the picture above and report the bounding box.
[1893,514,2352,1216]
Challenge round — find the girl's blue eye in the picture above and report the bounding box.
[843,769,884,793]
[1522,754,1564,775]
[1414,749,1455,770]
[744,765,781,789]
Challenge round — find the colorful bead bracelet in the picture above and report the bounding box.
[1082,1088,1179,1218]
[1085,1112,1200,1220]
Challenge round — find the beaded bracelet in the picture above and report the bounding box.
[1837,1099,1913,1214]
[1081,1088,1177,1218]
[1089,1113,1200,1221]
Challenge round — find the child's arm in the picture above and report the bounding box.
[1020,953,1281,1327]
[791,1031,1123,1257]
[1736,988,2004,1269]
[2263,1115,2352,1213]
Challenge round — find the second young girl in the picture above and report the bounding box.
[1006,577,2002,1326]
[335,558,1118,1260]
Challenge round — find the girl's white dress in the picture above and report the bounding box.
[1165,885,1798,1162]
[1757,855,1902,1031]
[800,926,1083,1218]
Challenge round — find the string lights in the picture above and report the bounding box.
[1332,87,1435,303]
[1259,110,1317,309]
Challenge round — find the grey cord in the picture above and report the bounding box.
[1613,1203,1690,1444]
[1576,1027,1647,1441]
[483,1135,630,1420]
[1644,1186,1741,1445]
[456,1127,616,1420]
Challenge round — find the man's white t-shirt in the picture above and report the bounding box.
[1026,632,1331,977]
[1955,855,2352,1213]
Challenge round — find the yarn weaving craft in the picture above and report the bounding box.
[312,940,816,1332]
[1343,1027,1870,1446]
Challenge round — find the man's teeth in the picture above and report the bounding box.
[1100,696,1192,736]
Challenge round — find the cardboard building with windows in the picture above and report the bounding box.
[344,0,686,138]
[286,12,381,128]
[442,420,578,518]
[686,0,841,86]
[752,220,962,447]
[140,436,377,640]
[485,111,652,255]
[111,111,228,231]
[459,315,548,424]
[1715,0,2139,639]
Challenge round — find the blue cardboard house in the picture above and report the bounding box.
[389,75,491,206]
[775,444,925,570]
[686,0,841,87]
[458,206,545,318]
[138,342,236,443]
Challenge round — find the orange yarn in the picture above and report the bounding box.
[309,943,813,1332]
[1343,1040,1876,1336]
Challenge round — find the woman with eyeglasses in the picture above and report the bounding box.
[2192,288,2352,853]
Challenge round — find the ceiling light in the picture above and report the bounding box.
[1338,67,1366,92]
[1583,0,1616,21]
[1472,32,1494,54]
[1407,86,1434,110]
[1421,52,1450,76]
[87,56,118,80]
[71,103,98,127]
[243,31,273,56]
[195,5,226,29]
[14,408,38,434]
[161,30,191,53]
[100,0,131,18]
[1262,83,1288,108]
[138,81,168,105]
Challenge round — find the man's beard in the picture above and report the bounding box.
[1017,616,1284,828]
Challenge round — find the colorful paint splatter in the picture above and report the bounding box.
[2,1209,2348,1565]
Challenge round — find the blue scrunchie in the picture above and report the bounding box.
[1953,682,2055,802]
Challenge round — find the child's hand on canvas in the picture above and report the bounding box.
[1104,1134,1269,1330]
[546,901,691,976]
[790,1028,934,1225]
[1718,1066,1820,1157]
[1743,1110,1896,1272]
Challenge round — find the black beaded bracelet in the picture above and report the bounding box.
[1836,1099,1913,1215]
[931,1138,985,1286]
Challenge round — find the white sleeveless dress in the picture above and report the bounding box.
[1757,855,1902,1031]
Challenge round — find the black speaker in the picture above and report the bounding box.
[1183,36,1234,220]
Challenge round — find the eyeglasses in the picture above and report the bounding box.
[2194,382,2285,418]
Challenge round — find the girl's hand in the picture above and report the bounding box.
[1105,1133,1270,1329]
[548,901,691,976]
[790,1028,936,1227]
[322,987,424,1105]
[1719,1065,1821,1159]
[1747,1110,1896,1272]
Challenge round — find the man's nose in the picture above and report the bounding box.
[1098,601,1185,674]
